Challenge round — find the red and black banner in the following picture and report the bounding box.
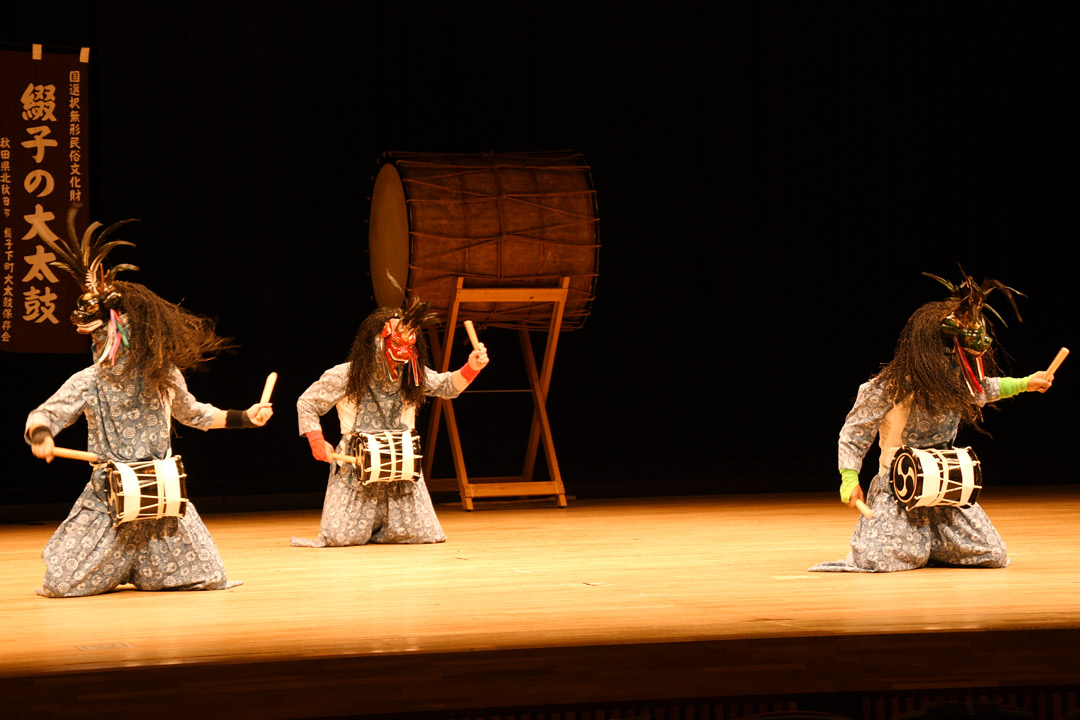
[1,45,89,354]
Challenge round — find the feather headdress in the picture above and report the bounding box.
[37,205,140,364]
[377,271,440,383]
[385,270,439,331]
[923,264,1025,395]
[398,294,440,333]
[39,205,140,310]
[923,263,1025,338]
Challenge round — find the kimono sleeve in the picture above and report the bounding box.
[423,366,462,400]
[167,368,221,430]
[297,363,349,435]
[837,379,893,473]
[979,377,999,404]
[24,367,96,443]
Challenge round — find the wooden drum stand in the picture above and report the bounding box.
[424,277,569,510]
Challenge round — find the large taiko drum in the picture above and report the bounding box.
[890,446,983,511]
[368,151,600,331]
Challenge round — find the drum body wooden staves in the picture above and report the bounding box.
[368,151,600,331]
[344,430,423,486]
[105,456,189,527]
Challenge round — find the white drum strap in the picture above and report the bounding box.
[154,458,183,518]
[915,449,944,507]
[365,433,382,482]
[400,430,416,479]
[364,431,417,483]
[114,462,143,524]
[956,449,978,506]
[383,432,400,481]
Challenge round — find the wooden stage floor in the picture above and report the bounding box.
[2,488,1080,719]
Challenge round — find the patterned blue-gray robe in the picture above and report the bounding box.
[292,362,460,547]
[809,377,1009,572]
[25,362,235,597]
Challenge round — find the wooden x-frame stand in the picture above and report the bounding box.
[424,277,569,510]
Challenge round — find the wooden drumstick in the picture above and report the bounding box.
[260,371,278,404]
[463,320,481,351]
[1045,347,1069,376]
[51,447,101,463]
[855,499,874,519]
[330,452,359,464]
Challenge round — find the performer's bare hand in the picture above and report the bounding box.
[468,342,489,371]
[846,483,865,508]
[1028,371,1053,393]
[246,402,274,426]
[31,432,56,464]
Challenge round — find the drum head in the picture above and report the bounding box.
[369,163,410,309]
[891,448,920,507]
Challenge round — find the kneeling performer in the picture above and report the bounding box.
[293,297,489,547]
[809,268,1057,573]
[25,209,273,597]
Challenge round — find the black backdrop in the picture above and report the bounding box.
[2,1,1074,518]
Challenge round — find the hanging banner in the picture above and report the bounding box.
[1,44,90,354]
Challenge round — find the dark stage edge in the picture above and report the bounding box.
[4,629,1080,720]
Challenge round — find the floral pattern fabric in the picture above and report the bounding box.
[292,362,460,547]
[809,376,1010,572]
[26,362,234,596]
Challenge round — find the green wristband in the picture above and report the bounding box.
[839,468,859,503]
[999,374,1036,399]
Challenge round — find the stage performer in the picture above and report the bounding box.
[293,298,489,547]
[810,269,1055,573]
[25,209,273,597]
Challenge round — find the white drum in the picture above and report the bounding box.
[105,456,189,526]
[344,431,423,485]
[891,446,982,510]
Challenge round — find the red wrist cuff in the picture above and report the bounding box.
[305,430,328,461]
[460,363,481,383]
